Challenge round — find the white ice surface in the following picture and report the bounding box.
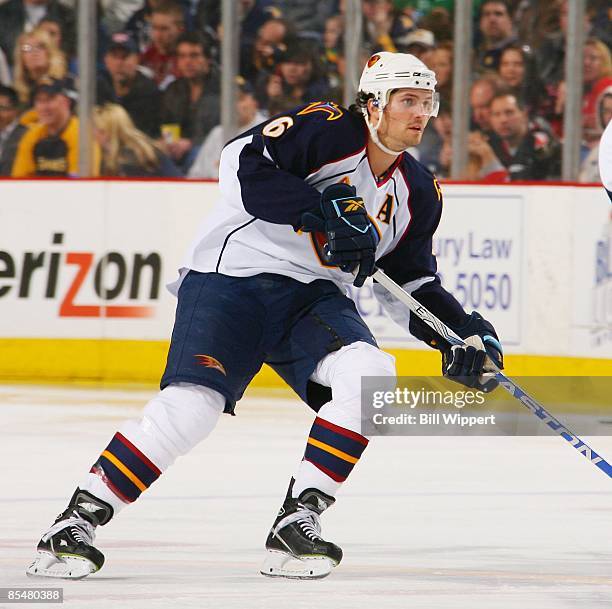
[0,384,611,609]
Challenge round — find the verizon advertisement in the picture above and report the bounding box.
[0,180,610,359]
[0,180,212,339]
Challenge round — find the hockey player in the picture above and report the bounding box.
[27,52,503,580]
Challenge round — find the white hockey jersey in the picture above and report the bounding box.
[174,101,468,336]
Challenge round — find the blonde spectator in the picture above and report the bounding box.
[582,38,612,143]
[13,29,66,108]
[93,103,180,177]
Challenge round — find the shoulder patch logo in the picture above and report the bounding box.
[297,101,343,121]
[195,355,227,375]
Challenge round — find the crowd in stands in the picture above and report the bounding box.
[0,0,610,181]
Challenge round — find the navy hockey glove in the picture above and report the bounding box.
[442,312,503,393]
[301,183,379,287]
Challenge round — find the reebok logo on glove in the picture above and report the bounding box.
[301,184,380,287]
[342,199,365,213]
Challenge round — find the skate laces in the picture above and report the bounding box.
[42,512,96,545]
[273,505,323,541]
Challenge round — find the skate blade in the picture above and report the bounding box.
[260,550,335,580]
[26,551,98,580]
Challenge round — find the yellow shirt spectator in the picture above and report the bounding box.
[12,115,79,177]
[11,76,99,177]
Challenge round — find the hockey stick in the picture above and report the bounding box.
[372,268,612,479]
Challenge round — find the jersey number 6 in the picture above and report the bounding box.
[262,116,294,138]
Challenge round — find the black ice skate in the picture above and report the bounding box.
[261,482,342,579]
[26,489,113,580]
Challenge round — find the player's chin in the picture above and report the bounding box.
[404,130,423,147]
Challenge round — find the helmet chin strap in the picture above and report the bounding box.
[362,107,409,157]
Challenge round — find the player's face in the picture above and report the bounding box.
[470,82,494,130]
[34,92,68,126]
[279,60,311,85]
[490,95,526,140]
[375,88,434,149]
[150,14,182,52]
[176,43,208,79]
[105,49,138,82]
[583,45,604,84]
[236,92,258,126]
[499,49,524,87]
[21,36,49,73]
[479,2,512,40]
[430,48,452,87]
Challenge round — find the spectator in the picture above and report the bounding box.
[101,0,149,35]
[272,0,337,40]
[418,7,453,43]
[588,2,612,50]
[0,0,75,68]
[362,0,414,54]
[97,32,162,138]
[37,16,76,74]
[93,103,181,177]
[497,44,540,115]
[140,0,185,89]
[486,92,561,180]
[513,0,562,52]
[257,43,330,113]
[321,14,344,92]
[417,97,452,176]
[429,40,453,101]
[11,77,86,177]
[188,78,267,179]
[465,130,509,181]
[474,0,517,74]
[238,0,282,46]
[580,87,612,182]
[240,17,294,84]
[125,0,191,52]
[395,29,436,67]
[37,16,62,54]
[534,0,567,88]
[582,38,612,145]
[0,85,28,175]
[13,28,67,108]
[535,3,607,137]
[160,31,220,172]
[177,0,221,60]
[469,75,500,132]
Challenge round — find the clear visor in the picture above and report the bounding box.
[384,90,440,118]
